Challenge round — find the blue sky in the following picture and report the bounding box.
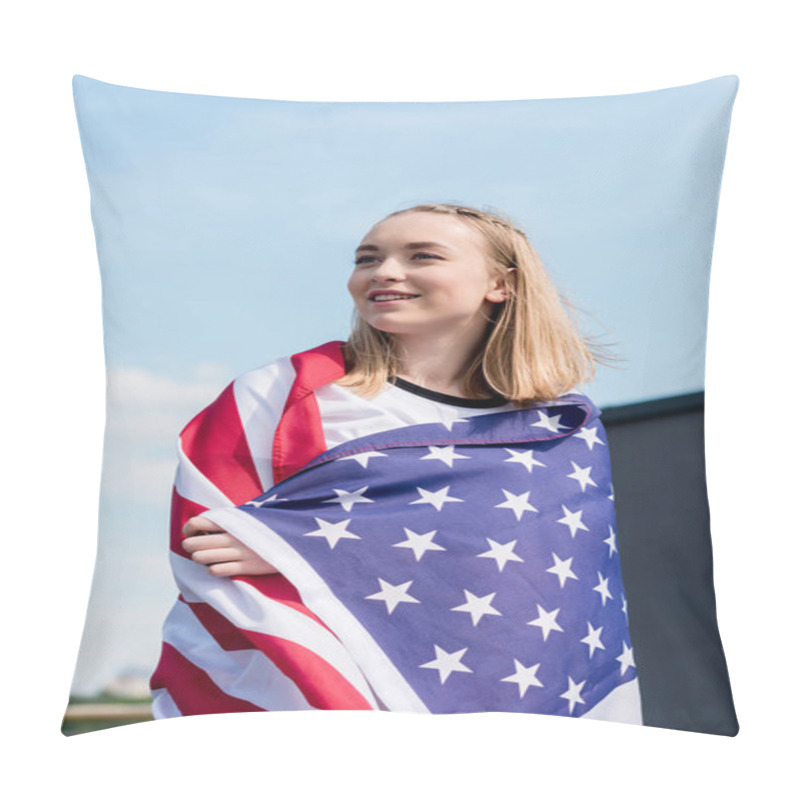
[69,74,737,695]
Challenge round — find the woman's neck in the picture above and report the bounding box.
[391,329,488,397]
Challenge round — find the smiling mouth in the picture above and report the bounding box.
[369,294,421,303]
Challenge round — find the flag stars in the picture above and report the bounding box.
[410,485,464,511]
[392,527,446,561]
[323,485,374,512]
[530,410,569,433]
[302,517,361,548]
[421,445,471,468]
[560,676,587,713]
[244,493,279,508]
[440,417,470,432]
[495,489,539,521]
[574,425,605,450]
[604,525,618,557]
[593,572,613,606]
[546,553,578,588]
[420,645,473,684]
[566,462,597,492]
[581,622,606,658]
[451,590,502,626]
[477,538,525,572]
[503,448,546,473]
[501,660,544,698]
[617,642,636,676]
[365,578,420,614]
[557,505,590,538]
[527,605,564,641]
[339,451,388,468]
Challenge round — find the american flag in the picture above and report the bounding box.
[151,342,637,719]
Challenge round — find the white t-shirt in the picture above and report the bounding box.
[232,355,520,492]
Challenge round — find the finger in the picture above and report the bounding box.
[189,547,244,566]
[182,516,226,537]
[182,533,235,553]
[207,559,280,577]
[207,561,248,578]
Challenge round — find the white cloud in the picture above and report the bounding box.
[105,363,232,442]
[99,363,232,505]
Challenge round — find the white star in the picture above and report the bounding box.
[527,604,564,641]
[420,645,473,684]
[574,425,605,450]
[451,590,502,626]
[557,505,590,538]
[244,493,279,507]
[566,462,597,492]
[323,485,374,512]
[546,553,578,588]
[621,595,628,618]
[477,538,525,572]
[392,527,446,561]
[420,445,471,468]
[365,578,420,614]
[593,571,613,606]
[440,417,470,431]
[604,525,618,556]
[503,448,546,473]
[581,622,606,658]
[495,489,539,521]
[302,517,361,548]
[501,660,544,698]
[608,483,615,500]
[560,676,587,713]
[617,642,636,675]
[339,451,388,468]
[530,410,569,433]
[409,485,464,511]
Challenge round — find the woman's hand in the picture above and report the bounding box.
[181,515,280,577]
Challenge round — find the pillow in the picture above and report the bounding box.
[63,74,739,736]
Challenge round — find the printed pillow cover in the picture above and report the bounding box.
[64,74,739,736]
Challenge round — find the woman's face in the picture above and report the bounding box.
[348,212,509,338]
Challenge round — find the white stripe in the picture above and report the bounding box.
[170,552,380,708]
[151,688,182,719]
[204,507,430,713]
[161,598,316,711]
[581,677,643,724]
[174,438,238,509]
[233,357,296,493]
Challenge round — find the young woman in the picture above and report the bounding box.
[151,204,641,724]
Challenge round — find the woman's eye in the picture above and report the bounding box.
[354,256,377,266]
[412,252,440,260]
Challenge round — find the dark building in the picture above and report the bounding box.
[602,392,738,735]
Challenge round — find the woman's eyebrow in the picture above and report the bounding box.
[355,241,453,254]
[405,241,453,252]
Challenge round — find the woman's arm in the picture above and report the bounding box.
[181,515,279,577]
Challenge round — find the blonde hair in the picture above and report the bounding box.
[335,203,615,407]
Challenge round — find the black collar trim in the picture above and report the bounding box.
[388,376,509,408]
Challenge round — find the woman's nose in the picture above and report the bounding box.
[371,257,405,280]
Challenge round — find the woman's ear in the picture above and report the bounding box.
[487,267,517,302]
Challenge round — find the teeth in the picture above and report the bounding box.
[372,294,417,301]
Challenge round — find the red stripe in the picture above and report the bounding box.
[180,382,263,505]
[272,341,346,484]
[150,643,266,716]
[169,488,210,556]
[185,599,374,711]
[235,573,337,633]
